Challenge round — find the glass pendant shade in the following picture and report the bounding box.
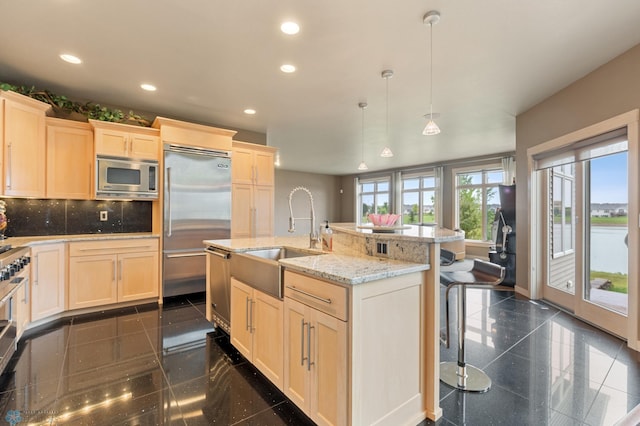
[422,119,440,135]
[358,161,369,170]
[380,147,393,157]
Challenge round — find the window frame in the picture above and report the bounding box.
[550,164,575,258]
[453,163,504,242]
[356,175,393,224]
[400,169,440,225]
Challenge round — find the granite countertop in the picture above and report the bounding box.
[204,235,429,286]
[278,253,428,286]
[5,233,159,247]
[330,223,464,243]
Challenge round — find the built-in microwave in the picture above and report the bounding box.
[96,155,158,199]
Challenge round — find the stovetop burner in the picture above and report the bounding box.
[0,245,11,255]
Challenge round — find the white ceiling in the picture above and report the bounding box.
[2,1,640,175]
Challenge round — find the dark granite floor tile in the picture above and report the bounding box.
[52,386,182,426]
[602,355,640,397]
[233,401,315,426]
[439,385,583,425]
[533,317,625,358]
[583,384,640,426]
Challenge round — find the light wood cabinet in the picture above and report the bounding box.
[91,120,160,160]
[68,238,159,310]
[16,281,30,340]
[31,243,66,322]
[232,143,275,186]
[0,90,50,197]
[230,277,284,389]
[283,273,348,426]
[284,269,427,426]
[46,118,94,199]
[231,141,276,239]
[231,183,274,238]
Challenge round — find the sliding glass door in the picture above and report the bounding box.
[542,135,628,338]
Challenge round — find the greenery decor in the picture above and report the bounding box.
[0,82,151,127]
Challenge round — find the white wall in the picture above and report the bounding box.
[274,170,342,236]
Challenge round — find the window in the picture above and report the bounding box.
[401,171,438,225]
[358,177,391,223]
[550,164,575,257]
[454,166,504,241]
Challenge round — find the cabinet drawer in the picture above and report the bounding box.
[69,238,159,256]
[283,271,348,321]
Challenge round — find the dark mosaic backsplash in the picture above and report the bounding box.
[0,198,152,237]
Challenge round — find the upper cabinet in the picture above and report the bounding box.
[46,118,94,200]
[152,116,236,151]
[0,90,50,197]
[232,141,275,186]
[90,120,160,160]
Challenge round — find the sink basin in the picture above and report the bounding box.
[241,247,320,261]
[230,247,323,299]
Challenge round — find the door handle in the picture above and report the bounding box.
[246,297,250,331]
[166,167,172,237]
[300,319,307,366]
[307,323,314,371]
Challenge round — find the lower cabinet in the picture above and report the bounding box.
[230,277,284,389]
[16,282,30,340]
[31,243,66,322]
[68,238,159,310]
[283,273,348,426]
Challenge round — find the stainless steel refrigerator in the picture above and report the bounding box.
[163,144,231,297]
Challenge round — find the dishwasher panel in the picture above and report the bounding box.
[206,247,231,333]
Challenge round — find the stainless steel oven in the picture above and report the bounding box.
[0,246,30,375]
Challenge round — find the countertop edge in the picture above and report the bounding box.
[8,233,160,247]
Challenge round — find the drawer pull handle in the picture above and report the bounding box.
[286,286,332,305]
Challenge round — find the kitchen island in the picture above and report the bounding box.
[204,224,463,425]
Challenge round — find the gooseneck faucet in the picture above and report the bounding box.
[288,186,320,249]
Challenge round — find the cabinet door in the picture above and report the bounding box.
[253,289,284,389]
[16,282,29,340]
[230,278,253,359]
[231,147,254,184]
[68,254,118,310]
[118,251,159,302]
[129,133,159,160]
[254,185,274,238]
[310,309,348,426]
[46,122,93,199]
[3,98,46,197]
[31,243,66,322]
[94,128,128,157]
[283,297,312,411]
[231,183,253,238]
[254,150,274,186]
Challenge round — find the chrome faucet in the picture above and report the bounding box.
[288,186,320,249]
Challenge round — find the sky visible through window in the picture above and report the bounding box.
[591,152,627,203]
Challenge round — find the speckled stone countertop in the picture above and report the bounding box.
[4,233,159,247]
[203,234,430,286]
[331,223,464,243]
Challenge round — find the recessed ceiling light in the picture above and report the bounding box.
[244,108,256,115]
[280,21,300,35]
[140,83,157,91]
[280,64,296,73]
[60,54,82,64]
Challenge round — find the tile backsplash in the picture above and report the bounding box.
[1,198,152,237]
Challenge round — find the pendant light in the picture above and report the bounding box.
[423,10,441,136]
[357,102,369,171]
[380,69,394,157]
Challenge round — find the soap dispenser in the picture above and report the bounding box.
[321,220,333,252]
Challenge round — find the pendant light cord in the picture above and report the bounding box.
[361,106,365,161]
[429,21,434,118]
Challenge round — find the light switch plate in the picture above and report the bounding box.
[99,211,108,221]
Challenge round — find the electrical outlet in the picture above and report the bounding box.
[99,211,108,221]
[376,241,388,255]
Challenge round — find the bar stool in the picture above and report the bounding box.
[440,259,509,392]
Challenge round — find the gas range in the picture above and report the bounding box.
[0,246,30,301]
[0,245,30,375]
